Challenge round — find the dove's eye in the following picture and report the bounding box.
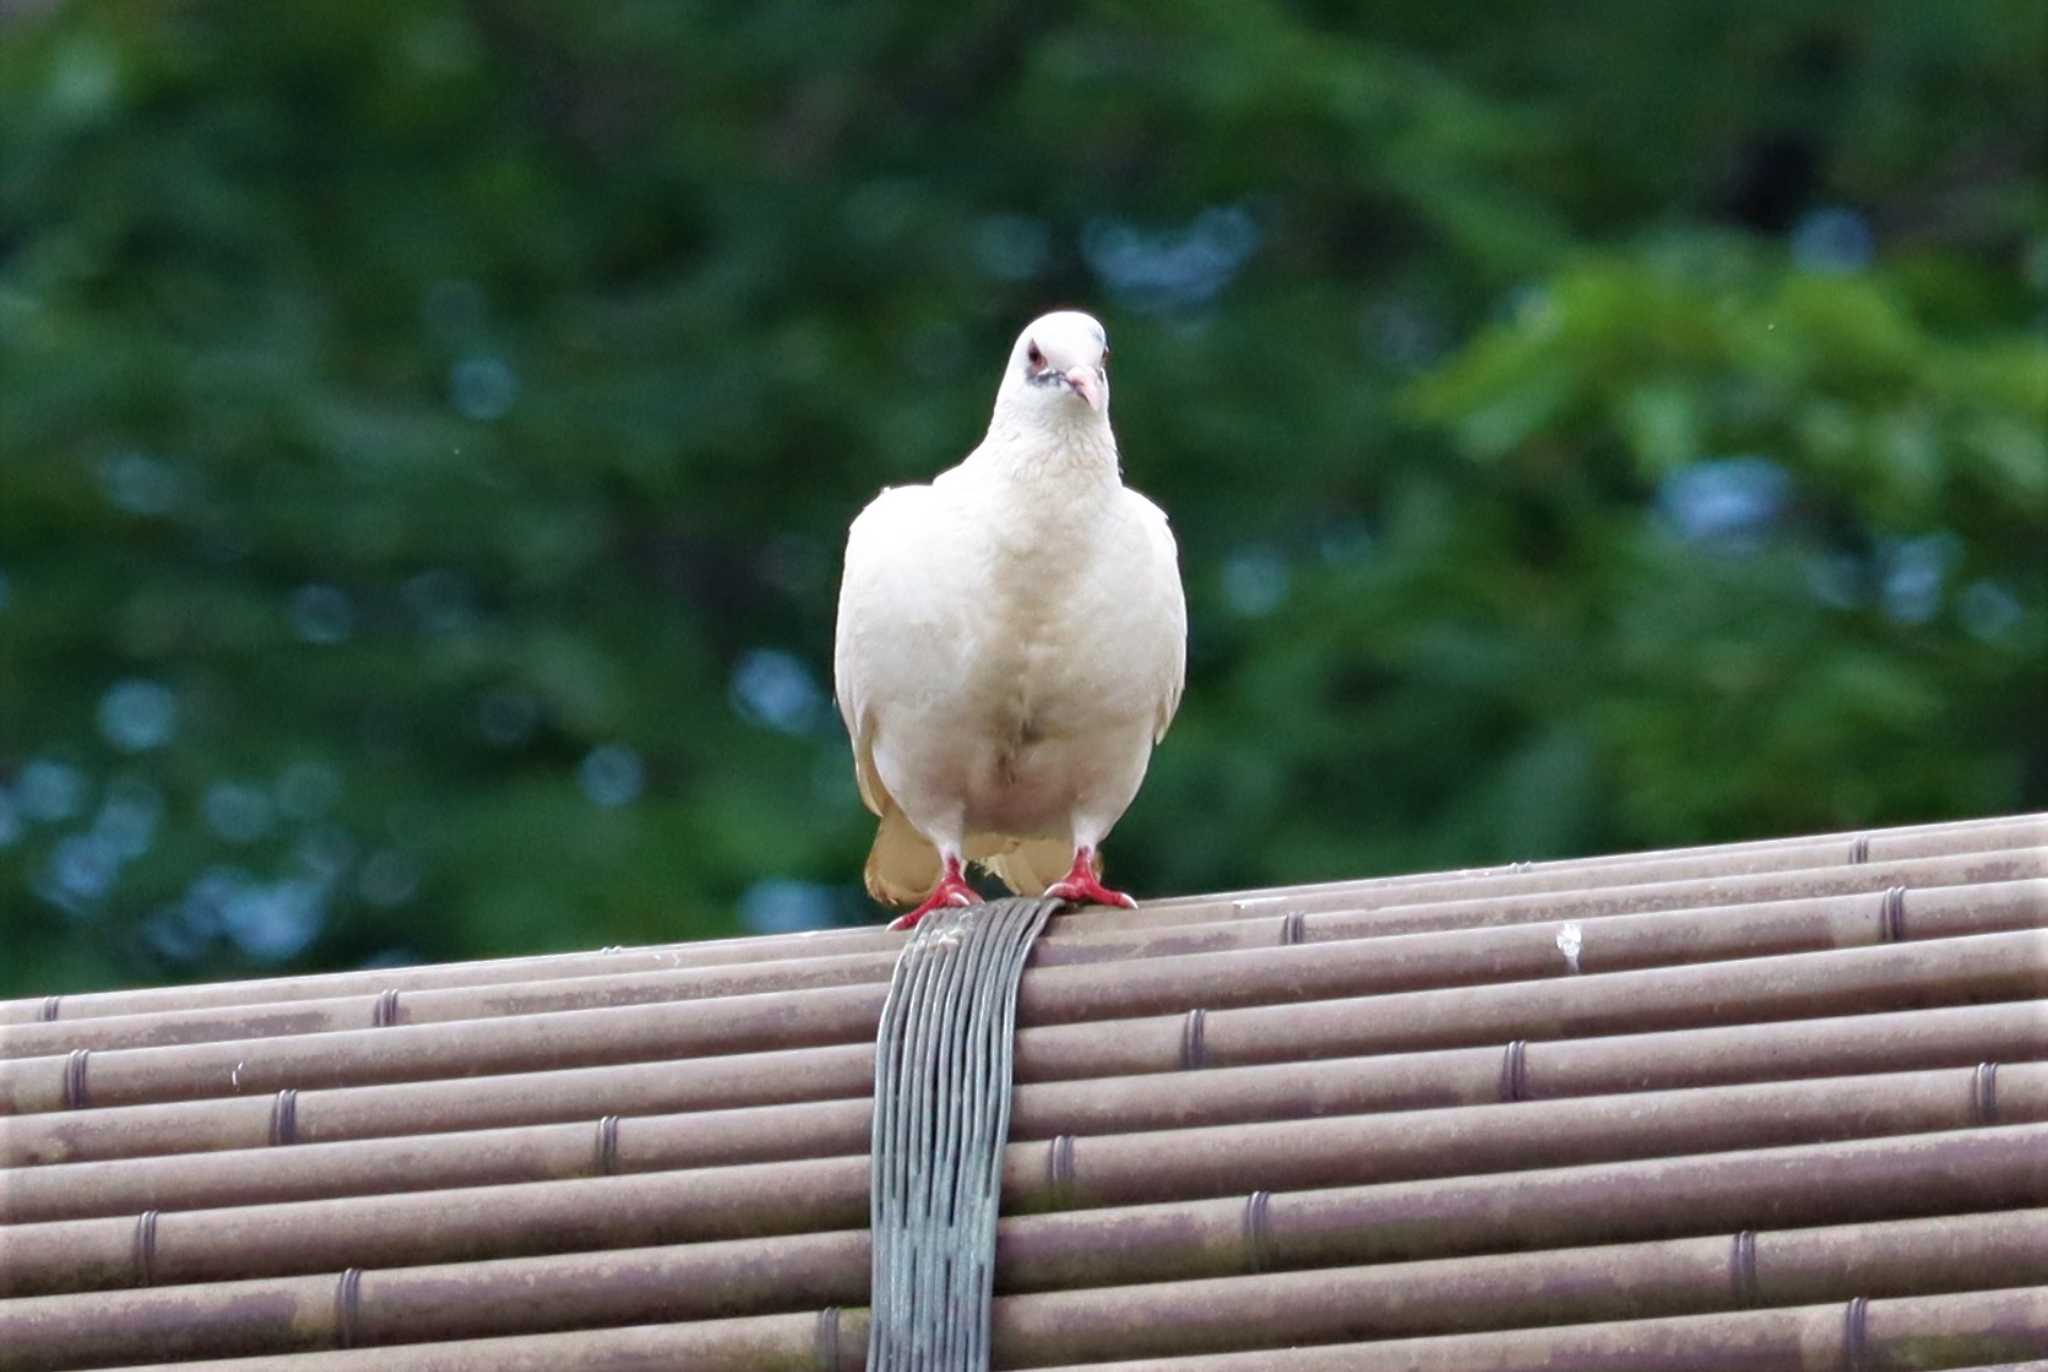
[1025,341,1044,369]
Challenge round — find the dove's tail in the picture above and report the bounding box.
[979,839,1094,898]
[865,805,943,907]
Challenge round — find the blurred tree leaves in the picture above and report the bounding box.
[1,0,2043,994]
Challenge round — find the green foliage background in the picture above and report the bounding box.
[3,1,2044,995]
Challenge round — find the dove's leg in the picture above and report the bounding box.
[888,850,982,931]
[1044,845,1138,910]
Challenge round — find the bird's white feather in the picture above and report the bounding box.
[834,312,1186,905]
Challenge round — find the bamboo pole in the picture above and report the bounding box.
[2,1047,2037,1226]
[4,1072,2040,1296]
[5,914,2042,1117]
[1021,1285,2048,1372]
[5,873,2039,1062]
[2,811,2035,1028]
[10,994,2041,1174]
[49,1282,2048,1372]
[5,1210,2045,1369]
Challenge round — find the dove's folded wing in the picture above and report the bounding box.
[1124,490,1189,745]
[833,483,939,817]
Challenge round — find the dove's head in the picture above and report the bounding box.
[995,311,1111,423]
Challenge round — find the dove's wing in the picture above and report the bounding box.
[1120,488,1188,745]
[833,481,946,817]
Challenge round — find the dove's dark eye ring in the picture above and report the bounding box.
[1025,341,1044,370]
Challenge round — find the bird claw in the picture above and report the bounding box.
[1044,875,1139,910]
[888,872,983,931]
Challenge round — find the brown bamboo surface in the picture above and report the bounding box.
[3,811,2037,1029]
[7,1209,2047,1367]
[2,809,2043,1370]
[6,870,2043,1061]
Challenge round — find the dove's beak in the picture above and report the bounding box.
[1064,367,1105,412]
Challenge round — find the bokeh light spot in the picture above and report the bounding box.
[360,848,423,907]
[1083,205,1259,313]
[98,451,184,517]
[48,832,122,904]
[738,878,839,935]
[578,744,646,807]
[95,775,163,860]
[1880,533,1958,625]
[1792,207,1875,274]
[277,761,343,821]
[223,879,325,961]
[204,781,277,844]
[971,215,1052,283]
[451,355,519,421]
[290,584,355,645]
[1958,580,2022,643]
[479,689,541,748]
[18,760,88,823]
[294,825,359,882]
[1658,458,1791,545]
[97,678,177,752]
[1221,547,1291,618]
[730,649,825,735]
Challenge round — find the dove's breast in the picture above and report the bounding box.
[842,462,1184,848]
[913,504,1175,837]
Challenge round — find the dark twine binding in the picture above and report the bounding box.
[1242,1190,1274,1275]
[814,1307,841,1371]
[866,895,1055,1372]
[1728,1230,1759,1305]
[268,1088,299,1146]
[38,994,61,1022]
[333,1269,364,1349]
[1045,1134,1076,1201]
[1849,835,1871,865]
[1973,1062,2001,1126]
[1497,1040,1529,1103]
[371,988,401,1028]
[1180,1007,1209,1071]
[1842,1295,1870,1372]
[1280,910,1307,946]
[1879,886,1907,942]
[63,1048,91,1110]
[131,1210,159,1287]
[595,1114,622,1175]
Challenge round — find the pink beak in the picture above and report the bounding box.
[1064,367,1105,412]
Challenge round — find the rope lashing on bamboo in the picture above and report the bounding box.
[867,895,1058,1371]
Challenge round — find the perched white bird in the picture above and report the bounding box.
[834,311,1187,929]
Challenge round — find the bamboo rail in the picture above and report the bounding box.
[2,1047,2039,1226]
[2,808,2041,1370]
[10,996,2041,1173]
[43,1285,2048,1372]
[6,919,2042,1116]
[5,873,2040,1061]
[5,1082,2042,1296]
[5,1210,2045,1369]
[4,813,2036,1028]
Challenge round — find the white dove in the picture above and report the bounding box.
[834,311,1186,929]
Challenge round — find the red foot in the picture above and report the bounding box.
[887,857,982,931]
[1043,848,1138,910]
